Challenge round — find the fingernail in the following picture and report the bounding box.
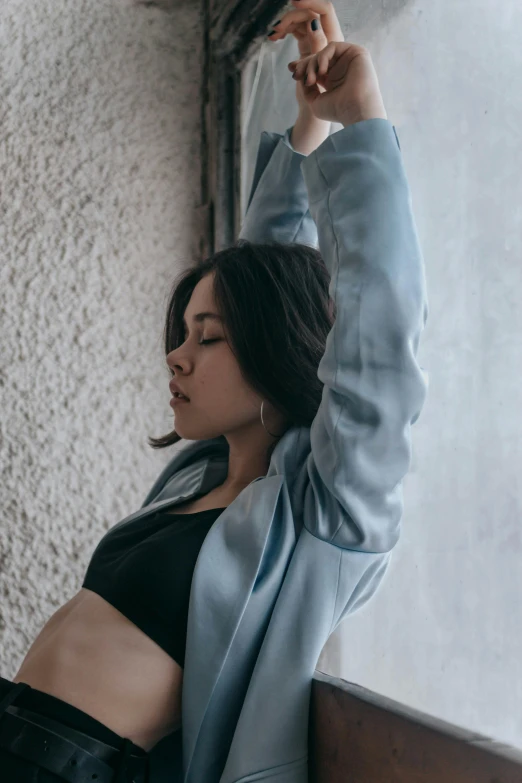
[311,19,320,31]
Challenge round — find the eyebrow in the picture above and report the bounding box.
[182,312,223,328]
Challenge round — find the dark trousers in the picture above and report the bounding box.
[0,676,150,782]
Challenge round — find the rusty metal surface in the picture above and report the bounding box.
[309,672,522,782]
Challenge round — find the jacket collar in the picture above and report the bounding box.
[136,426,308,519]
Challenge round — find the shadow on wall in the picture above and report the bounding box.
[126,0,179,11]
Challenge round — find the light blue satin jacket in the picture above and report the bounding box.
[137,118,429,782]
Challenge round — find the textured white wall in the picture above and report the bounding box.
[0,0,203,675]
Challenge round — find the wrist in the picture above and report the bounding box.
[291,112,331,156]
[339,103,388,128]
[297,107,330,128]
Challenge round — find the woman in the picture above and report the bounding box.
[0,2,429,782]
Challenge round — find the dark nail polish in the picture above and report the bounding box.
[311,19,320,31]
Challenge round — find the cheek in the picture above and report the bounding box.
[202,348,251,399]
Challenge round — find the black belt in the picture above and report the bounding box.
[0,705,148,783]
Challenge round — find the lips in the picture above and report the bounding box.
[169,380,189,399]
[170,394,189,406]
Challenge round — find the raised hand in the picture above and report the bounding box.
[268,0,345,114]
[288,41,387,126]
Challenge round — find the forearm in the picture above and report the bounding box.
[290,112,331,156]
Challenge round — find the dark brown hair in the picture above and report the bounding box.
[148,239,336,463]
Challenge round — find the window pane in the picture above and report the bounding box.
[240,0,522,752]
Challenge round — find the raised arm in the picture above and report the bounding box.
[238,125,319,248]
[299,117,429,552]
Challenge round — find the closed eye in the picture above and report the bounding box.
[178,335,221,347]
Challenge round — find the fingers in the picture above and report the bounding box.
[288,42,335,86]
[288,55,317,87]
[268,0,344,44]
[291,0,344,43]
[267,10,319,40]
[291,0,331,8]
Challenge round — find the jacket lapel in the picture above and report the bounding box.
[109,438,231,534]
[133,430,304,781]
[141,436,230,507]
[182,472,288,782]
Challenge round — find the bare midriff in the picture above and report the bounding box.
[13,490,235,753]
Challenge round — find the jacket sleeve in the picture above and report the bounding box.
[299,118,429,553]
[238,126,320,247]
[239,119,428,554]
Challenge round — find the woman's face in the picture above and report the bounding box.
[165,273,266,442]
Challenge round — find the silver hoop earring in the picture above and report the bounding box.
[260,400,281,438]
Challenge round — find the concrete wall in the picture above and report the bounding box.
[0,0,202,674]
[243,0,522,753]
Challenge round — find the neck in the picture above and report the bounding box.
[218,409,290,492]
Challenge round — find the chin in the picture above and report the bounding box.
[174,420,222,442]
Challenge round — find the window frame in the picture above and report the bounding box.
[199,0,287,259]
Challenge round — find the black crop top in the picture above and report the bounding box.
[82,505,226,668]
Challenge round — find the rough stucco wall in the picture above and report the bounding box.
[0,0,203,676]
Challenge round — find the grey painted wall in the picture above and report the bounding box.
[1,0,202,672]
[242,0,522,753]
